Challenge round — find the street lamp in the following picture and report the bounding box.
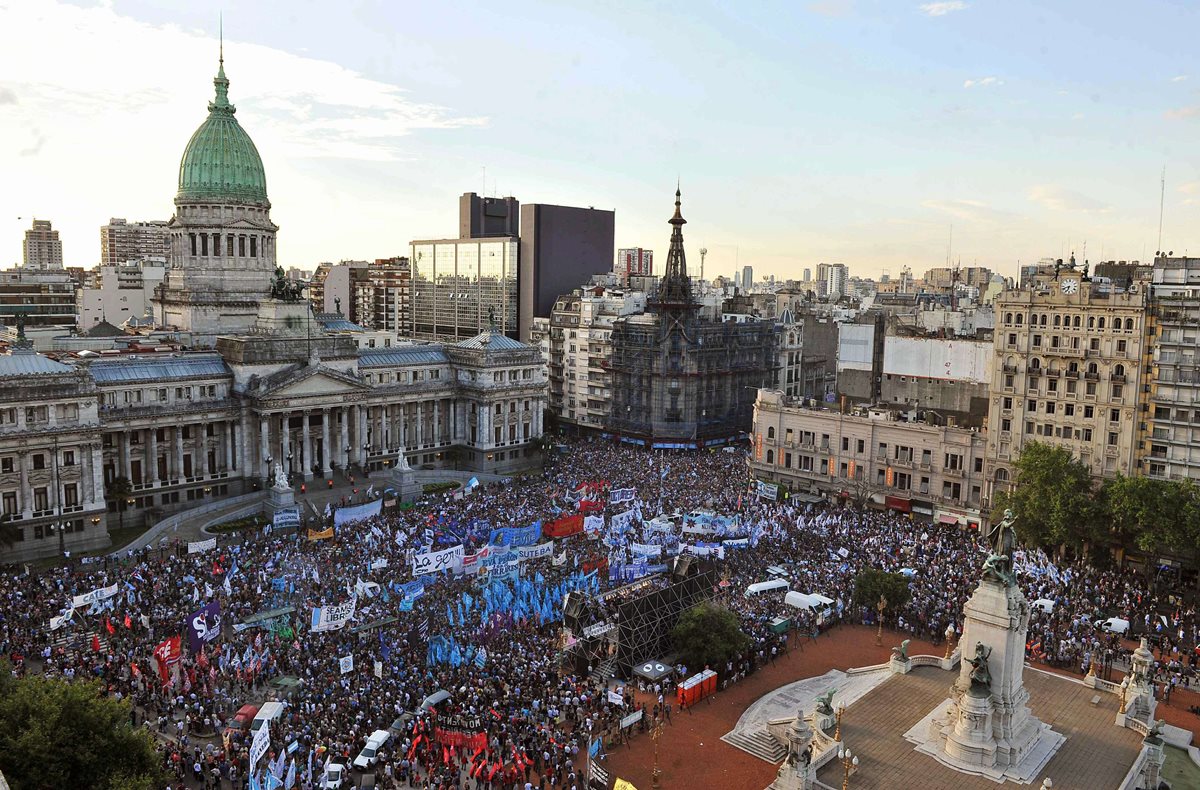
[264,454,273,486]
[944,623,956,659]
[650,721,664,789]
[875,595,887,647]
[838,744,858,790]
[835,702,845,741]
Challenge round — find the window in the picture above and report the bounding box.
[63,484,78,507]
[1086,382,1096,396]
[856,439,864,454]
[1107,432,1118,446]
[1045,402,1056,414]
[841,437,849,452]
[1064,404,1075,417]
[1002,397,1012,410]
[0,458,9,473]
[1008,333,1017,347]
[1082,428,1093,442]
[1112,384,1123,398]
[32,454,45,471]
[1110,408,1120,422]
[767,427,775,439]
[1032,335,1042,348]
[1084,405,1094,419]
[1001,418,1012,432]
[33,487,48,511]
[62,450,75,466]
[974,457,983,473]
[766,450,774,464]
[1,492,15,515]
[1116,339,1127,353]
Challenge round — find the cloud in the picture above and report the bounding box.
[1164,105,1200,120]
[0,87,15,104]
[921,199,1015,224]
[919,2,968,16]
[1171,75,1188,82]
[1027,185,1111,213]
[963,76,1003,89]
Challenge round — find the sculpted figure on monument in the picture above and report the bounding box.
[395,446,412,472]
[982,508,1018,586]
[892,639,911,662]
[967,642,993,694]
[273,462,289,490]
[814,689,836,716]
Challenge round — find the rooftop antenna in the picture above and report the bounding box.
[219,13,223,66]
[1158,165,1166,257]
[699,247,708,283]
[947,224,953,269]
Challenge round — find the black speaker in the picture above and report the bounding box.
[564,592,585,629]
[671,555,695,582]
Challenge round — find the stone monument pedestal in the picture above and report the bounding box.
[390,449,421,503]
[769,715,816,790]
[890,657,912,675]
[268,484,295,512]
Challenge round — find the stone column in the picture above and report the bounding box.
[119,432,132,482]
[301,412,313,481]
[358,405,368,465]
[399,403,407,448]
[433,401,441,446]
[174,426,185,481]
[280,413,291,472]
[416,402,424,448]
[339,408,349,470]
[321,410,332,477]
[197,425,209,478]
[148,428,159,484]
[18,454,29,517]
[223,421,234,474]
[81,443,95,507]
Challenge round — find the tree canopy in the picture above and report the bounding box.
[852,568,911,611]
[671,602,751,671]
[1104,474,1200,570]
[992,441,1100,549]
[0,664,165,790]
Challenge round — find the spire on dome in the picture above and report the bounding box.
[655,183,694,308]
[210,17,234,114]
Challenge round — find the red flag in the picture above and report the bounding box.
[104,617,115,635]
[91,635,100,652]
[123,614,132,629]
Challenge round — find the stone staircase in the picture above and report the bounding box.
[50,626,109,654]
[720,728,787,764]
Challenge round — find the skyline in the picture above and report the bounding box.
[2,1,1200,280]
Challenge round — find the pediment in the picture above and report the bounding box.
[258,366,372,399]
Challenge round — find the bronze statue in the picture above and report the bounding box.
[892,639,911,662]
[814,689,836,716]
[982,509,1018,586]
[269,266,305,302]
[967,642,992,694]
[1145,719,1165,743]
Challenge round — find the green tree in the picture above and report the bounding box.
[0,662,166,790]
[991,441,1099,550]
[1105,475,1200,580]
[852,568,911,611]
[671,603,751,671]
[105,475,133,531]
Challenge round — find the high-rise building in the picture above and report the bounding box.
[353,257,411,334]
[22,219,63,270]
[519,203,615,341]
[308,261,369,320]
[803,267,812,283]
[459,192,520,238]
[616,248,653,283]
[410,237,519,341]
[742,265,754,291]
[77,261,166,330]
[817,262,848,299]
[100,218,170,266]
[987,277,1147,504]
[1143,256,1200,482]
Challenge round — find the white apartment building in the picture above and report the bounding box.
[77,261,166,331]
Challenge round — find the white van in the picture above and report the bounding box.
[744,579,789,597]
[250,701,285,734]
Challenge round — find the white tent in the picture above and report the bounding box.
[1032,599,1055,614]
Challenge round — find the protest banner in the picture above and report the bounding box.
[630,542,662,558]
[412,544,465,576]
[607,688,625,706]
[543,514,583,539]
[310,598,357,633]
[187,537,217,554]
[71,583,119,610]
[306,527,334,541]
[272,507,301,531]
[339,655,354,674]
[250,720,270,768]
[333,499,381,526]
[186,600,222,653]
[488,524,542,547]
[517,541,555,562]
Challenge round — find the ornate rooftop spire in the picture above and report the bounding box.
[656,184,693,308]
[210,18,234,115]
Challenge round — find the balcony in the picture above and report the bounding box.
[1002,363,1019,374]
[1084,371,1100,381]
[1044,369,1061,378]
[1111,374,1126,383]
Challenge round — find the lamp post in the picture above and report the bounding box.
[944,623,956,659]
[1119,678,1129,713]
[264,454,273,487]
[875,595,887,647]
[286,451,293,478]
[838,744,858,790]
[651,720,664,789]
[835,702,845,741]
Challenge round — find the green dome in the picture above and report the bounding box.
[177,60,269,206]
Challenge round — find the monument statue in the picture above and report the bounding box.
[892,639,911,662]
[395,446,412,472]
[1144,719,1165,744]
[269,266,305,302]
[487,305,497,331]
[967,642,993,695]
[273,462,289,491]
[814,689,836,716]
[982,509,1018,586]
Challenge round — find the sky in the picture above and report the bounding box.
[2,0,1200,281]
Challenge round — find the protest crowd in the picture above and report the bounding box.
[0,439,1197,790]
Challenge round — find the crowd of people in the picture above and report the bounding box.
[0,439,1196,790]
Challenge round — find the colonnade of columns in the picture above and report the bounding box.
[109,421,241,488]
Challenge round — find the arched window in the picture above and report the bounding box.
[995,468,1010,483]
[1114,364,1125,377]
[1087,362,1098,375]
[1005,312,1013,324]
[766,449,774,464]
[1125,318,1134,330]
[1073,315,1081,328]
[1088,317,1095,329]
[1030,357,1042,370]
[1015,314,1024,325]
[767,427,775,439]
[1053,315,1061,327]
[1040,314,1048,326]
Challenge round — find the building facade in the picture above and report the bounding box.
[548,285,646,432]
[353,257,411,335]
[459,192,520,238]
[616,248,653,283]
[751,390,987,526]
[987,278,1147,501]
[77,262,165,331]
[1144,256,1200,482]
[100,218,170,266]
[409,237,519,341]
[22,219,63,270]
[607,191,776,447]
[519,203,615,342]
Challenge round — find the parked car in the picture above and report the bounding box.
[318,763,345,789]
[352,729,391,770]
[230,704,259,731]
